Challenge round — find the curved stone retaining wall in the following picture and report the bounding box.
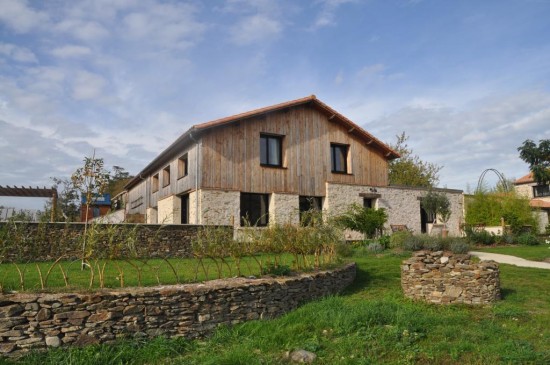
[401,251,500,305]
[0,263,356,357]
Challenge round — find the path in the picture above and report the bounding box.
[469,251,550,270]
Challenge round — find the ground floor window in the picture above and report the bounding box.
[363,198,374,209]
[299,196,323,226]
[240,193,269,226]
[181,193,189,224]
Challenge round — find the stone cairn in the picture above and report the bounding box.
[401,251,500,305]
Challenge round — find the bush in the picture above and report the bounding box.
[466,229,496,245]
[449,239,470,254]
[389,231,411,248]
[516,233,541,246]
[403,235,423,251]
[335,242,354,258]
[367,242,385,253]
[337,204,388,238]
[263,263,291,276]
[378,235,391,249]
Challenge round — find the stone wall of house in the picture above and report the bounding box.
[401,251,500,305]
[269,193,299,225]
[0,223,231,263]
[199,189,240,226]
[0,263,356,357]
[158,195,181,224]
[326,183,464,236]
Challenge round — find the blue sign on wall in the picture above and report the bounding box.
[81,193,111,206]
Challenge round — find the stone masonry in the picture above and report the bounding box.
[0,263,356,357]
[401,251,500,305]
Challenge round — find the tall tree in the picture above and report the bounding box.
[39,177,80,222]
[518,139,550,185]
[388,132,442,188]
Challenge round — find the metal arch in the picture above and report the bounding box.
[476,169,510,193]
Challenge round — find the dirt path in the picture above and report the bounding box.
[469,251,550,270]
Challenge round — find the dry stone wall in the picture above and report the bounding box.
[401,251,500,304]
[0,263,356,357]
[0,223,229,263]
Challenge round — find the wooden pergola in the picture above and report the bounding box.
[0,185,58,222]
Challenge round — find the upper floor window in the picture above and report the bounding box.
[152,174,159,192]
[330,143,349,173]
[260,134,282,167]
[162,166,170,187]
[178,153,188,179]
[533,184,550,197]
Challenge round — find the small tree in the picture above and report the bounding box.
[71,151,110,268]
[337,204,388,239]
[421,191,452,232]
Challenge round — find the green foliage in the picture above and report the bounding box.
[402,234,471,254]
[388,132,442,187]
[403,235,423,251]
[421,190,452,225]
[389,230,412,248]
[335,242,354,258]
[516,233,541,246]
[449,239,470,254]
[518,139,550,185]
[465,191,537,234]
[263,262,291,276]
[465,228,496,246]
[367,242,384,253]
[337,204,388,239]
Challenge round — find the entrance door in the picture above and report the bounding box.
[181,194,189,224]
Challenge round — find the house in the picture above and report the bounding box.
[80,193,112,222]
[514,173,550,232]
[124,95,464,236]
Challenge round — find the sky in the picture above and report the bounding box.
[1,0,550,210]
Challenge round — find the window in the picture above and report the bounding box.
[533,185,550,197]
[181,193,189,224]
[330,143,349,173]
[240,193,269,226]
[363,198,374,209]
[162,166,170,187]
[178,154,188,179]
[299,196,322,226]
[260,134,283,167]
[152,174,159,192]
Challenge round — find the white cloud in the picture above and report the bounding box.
[51,45,92,58]
[0,42,37,63]
[0,0,49,33]
[71,71,107,100]
[310,0,356,30]
[230,14,282,45]
[358,63,386,77]
[54,19,109,42]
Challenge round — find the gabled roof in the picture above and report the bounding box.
[515,173,534,185]
[125,95,400,190]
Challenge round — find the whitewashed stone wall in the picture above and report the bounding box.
[514,183,533,199]
[158,195,181,224]
[269,193,300,225]
[200,189,240,227]
[326,183,464,236]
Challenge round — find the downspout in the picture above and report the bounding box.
[189,132,200,224]
[138,173,148,223]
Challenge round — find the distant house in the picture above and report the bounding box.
[124,95,464,236]
[80,193,111,222]
[514,173,550,232]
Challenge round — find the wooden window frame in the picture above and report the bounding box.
[178,153,188,179]
[152,174,159,193]
[260,133,283,168]
[330,143,349,174]
[533,184,550,198]
[162,165,170,188]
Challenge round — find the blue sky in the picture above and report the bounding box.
[1,0,550,209]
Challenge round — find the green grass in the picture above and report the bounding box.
[476,244,550,262]
[0,254,315,292]
[4,250,550,365]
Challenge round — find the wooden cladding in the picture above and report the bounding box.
[200,105,389,196]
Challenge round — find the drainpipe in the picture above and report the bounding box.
[138,173,148,223]
[189,132,200,224]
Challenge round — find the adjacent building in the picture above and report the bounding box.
[124,95,464,236]
[514,173,550,232]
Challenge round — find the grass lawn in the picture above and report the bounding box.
[3,250,550,365]
[476,244,550,262]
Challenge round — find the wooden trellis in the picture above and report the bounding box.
[0,185,58,222]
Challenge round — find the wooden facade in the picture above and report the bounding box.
[125,96,398,219]
[200,105,389,197]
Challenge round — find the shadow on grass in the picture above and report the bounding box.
[342,266,371,295]
[499,287,516,300]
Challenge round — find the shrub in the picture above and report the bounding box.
[378,235,391,249]
[367,242,384,253]
[466,229,496,245]
[516,233,541,246]
[389,231,411,248]
[263,263,291,276]
[449,239,470,254]
[335,242,354,258]
[403,235,423,251]
[337,204,388,238]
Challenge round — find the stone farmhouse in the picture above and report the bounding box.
[514,172,550,232]
[124,95,464,236]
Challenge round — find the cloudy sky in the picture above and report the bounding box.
[1,0,549,209]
